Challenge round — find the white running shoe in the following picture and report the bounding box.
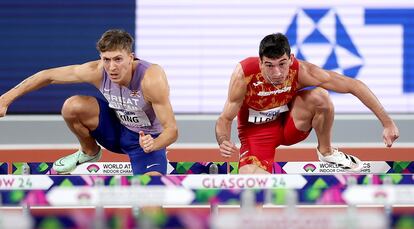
[317,148,363,172]
[53,148,102,174]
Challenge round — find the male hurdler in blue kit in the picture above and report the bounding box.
[0,29,178,175]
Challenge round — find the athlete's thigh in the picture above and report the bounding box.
[280,111,311,146]
[89,97,123,153]
[239,122,281,173]
[130,148,167,175]
[289,87,330,131]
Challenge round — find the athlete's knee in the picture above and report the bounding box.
[144,171,163,176]
[239,165,255,174]
[61,95,97,118]
[308,88,333,112]
[239,164,269,174]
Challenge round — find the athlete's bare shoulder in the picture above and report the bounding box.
[146,63,164,75]
[234,63,245,77]
[299,59,329,76]
[141,63,169,102]
[230,63,246,84]
[297,59,312,74]
[297,59,330,87]
[227,63,247,102]
[235,63,252,89]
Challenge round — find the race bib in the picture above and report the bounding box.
[109,103,151,127]
[247,105,289,124]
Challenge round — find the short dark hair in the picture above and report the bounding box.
[96,29,134,53]
[259,33,291,60]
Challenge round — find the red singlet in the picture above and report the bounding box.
[237,56,310,173]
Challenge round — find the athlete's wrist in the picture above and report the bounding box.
[217,135,229,145]
[380,116,395,128]
[0,94,12,107]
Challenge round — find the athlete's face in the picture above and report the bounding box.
[260,54,292,85]
[100,49,134,85]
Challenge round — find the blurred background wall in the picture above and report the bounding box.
[0,0,413,146]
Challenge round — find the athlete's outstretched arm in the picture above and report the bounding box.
[298,60,399,147]
[140,64,178,153]
[216,63,247,157]
[0,61,101,117]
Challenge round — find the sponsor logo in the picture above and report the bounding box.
[257,86,291,96]
[87,164,100,173]
[303,163,317,172]
[253,81,264,87]
[72,162,133,175]
[54,159,64,167]
[283,161,390,174]
[146,163,160,169]
[240,150,249,159]
[75,153,101,166]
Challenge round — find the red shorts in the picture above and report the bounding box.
[238,112,310,173]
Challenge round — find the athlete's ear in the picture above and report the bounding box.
[289,54,294,66]
[259,59,264,71]
[259,58,264,66]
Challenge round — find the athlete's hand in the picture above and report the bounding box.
[383,122,399,147]
[139,131,155,153]
[0,96,8,118]
[219,140,238,158]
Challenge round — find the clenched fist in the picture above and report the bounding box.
[139,131,155,153]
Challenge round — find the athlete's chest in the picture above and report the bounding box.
[102,86,144,112]
[103,86,152,127]
[244,73,297,110]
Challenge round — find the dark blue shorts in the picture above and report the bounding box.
[90,97,167,175]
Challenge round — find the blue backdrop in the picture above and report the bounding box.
[0,0,135,113]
